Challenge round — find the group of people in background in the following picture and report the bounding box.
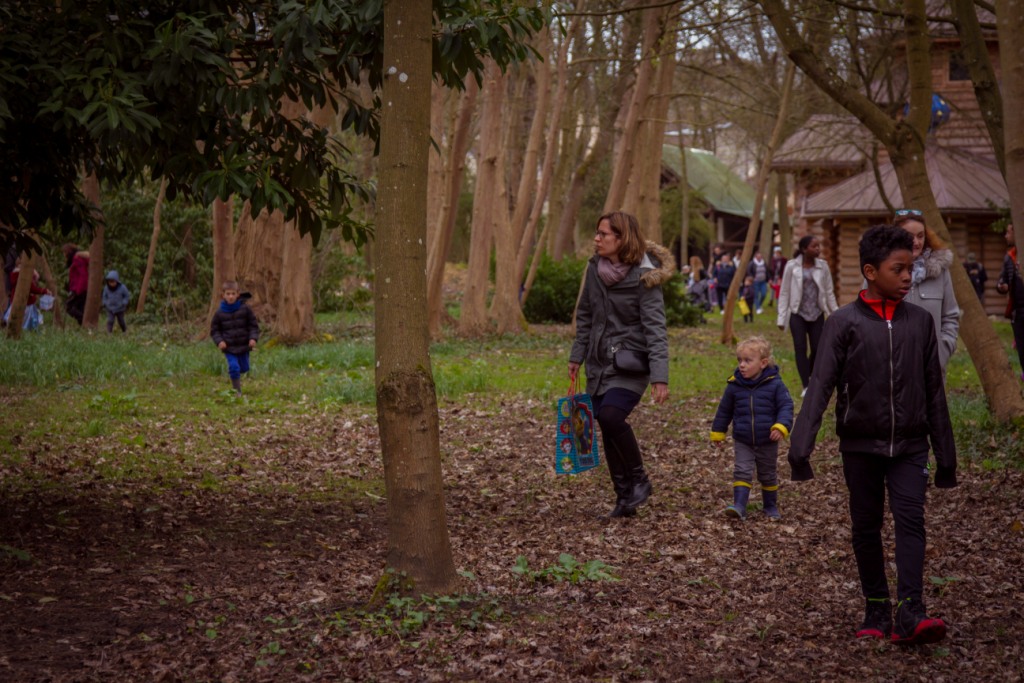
[569,209,977,648]
[684,244,790,322]
[0,242,131,334]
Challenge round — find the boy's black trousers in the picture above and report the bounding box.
[841,449,930,602]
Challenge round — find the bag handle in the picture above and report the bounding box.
[567,374,577,399]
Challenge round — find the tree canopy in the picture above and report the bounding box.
[0,0,544,253]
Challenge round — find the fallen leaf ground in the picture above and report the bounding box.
[2,352,1023,681]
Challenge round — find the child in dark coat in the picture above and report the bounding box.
[210,281,260,396]
[102,270,131,333]
[788,225,957,645]
[711,336,794,520]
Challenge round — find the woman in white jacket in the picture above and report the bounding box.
[894,209,960,373]
[776,235,839,395]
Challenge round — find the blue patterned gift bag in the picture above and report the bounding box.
[555,378,601,475]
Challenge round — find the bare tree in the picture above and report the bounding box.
[758,0,1024,420]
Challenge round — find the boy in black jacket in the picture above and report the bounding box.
[788,225,957,645]
[210,281,260,396]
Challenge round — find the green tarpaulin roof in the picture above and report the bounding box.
[662,145,756,219]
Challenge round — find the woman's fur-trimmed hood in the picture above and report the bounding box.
[921,248,954,279]
[640,241,676,288]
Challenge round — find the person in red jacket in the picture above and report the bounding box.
[61,243,90,325]
[3,259,50,330]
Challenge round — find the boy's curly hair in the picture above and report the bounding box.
[859,224,914,273]
[737,336,774,365]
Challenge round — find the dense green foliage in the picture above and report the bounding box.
[661,274,707,327]
[522,254,586,324]
[0,0,546,252]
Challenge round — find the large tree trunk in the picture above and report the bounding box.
[997,0,1024,262]
[631,18,677,244]
[426,80,478,337]
[376,0,457,594]
[81,174,105,330]
[759,0,1024,420]
[137,177,168,313]
[275,226,315,343]
[459,63,505,336]
[604,5,669,214]
[209,196,235,324]
[234,204,282,317]
[721,63,795,344]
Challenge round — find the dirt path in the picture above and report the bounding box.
[2,398,1022,682]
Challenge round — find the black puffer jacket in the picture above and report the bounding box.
[788,296,956,487]
[210,297,260,355]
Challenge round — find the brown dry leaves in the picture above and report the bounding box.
[1,392,1023,682]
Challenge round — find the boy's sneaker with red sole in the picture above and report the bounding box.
[856,598,892,639]
[891,598,947,645]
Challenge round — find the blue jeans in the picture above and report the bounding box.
[225,352,250,380]
[754,281,768,309]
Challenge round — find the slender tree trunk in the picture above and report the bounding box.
[632,19,677,244]
[676,125,691,265]
[777,173,791,252]
[427,80,478,337]
[953,0,1004,176]
[4,250,35,339]
[137,177,168,313]
[460,63,505,336]
[36,252,64,329]
[721,63,795,344]
[760,173,778,257]
[997,0,1024,261]
[81,173,104,329]
[208,196,235,326]
[376,0,457,593]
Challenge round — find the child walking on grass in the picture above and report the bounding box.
[210,280,260,396]
[710,336,794,520]
[788,224,957,645]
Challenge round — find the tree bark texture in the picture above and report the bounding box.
[426,80,477,337]
[376,0,458,593]
[720,62,795,345]
[997,0,1024,262]
[137,177,167,313]
[459,63,505,336]
[604,5,668,214]
[81,173,104,330]
[209,196,235,325]
[759,0,1024,420]
[953,0,1004,176]
[4,249,35,339]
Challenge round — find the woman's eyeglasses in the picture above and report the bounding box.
[894,209,923,218]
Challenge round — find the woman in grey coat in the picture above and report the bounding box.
[568,211,673,518]
[894,209,960,373]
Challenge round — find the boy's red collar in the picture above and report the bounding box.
[859,290,902,321]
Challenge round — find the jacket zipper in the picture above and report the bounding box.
[887,317,895,457]
[843,383,850,424]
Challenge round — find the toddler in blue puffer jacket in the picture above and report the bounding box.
[710,336,794,520]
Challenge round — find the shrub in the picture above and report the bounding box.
[522,254,586,324]
[662,273,705,327]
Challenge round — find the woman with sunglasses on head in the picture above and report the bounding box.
[569,211,673,519]
[776,235,839,397]
[893,209,961,374]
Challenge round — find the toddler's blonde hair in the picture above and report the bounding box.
[737,336,774,365]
